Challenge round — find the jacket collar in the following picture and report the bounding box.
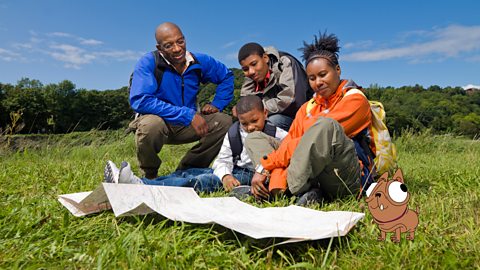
[313,79,360,105]
[158,51,196,74]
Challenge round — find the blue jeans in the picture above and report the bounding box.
[141,167,254,193]
[268,114,293,132]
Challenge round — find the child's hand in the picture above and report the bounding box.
[222,175,240,192]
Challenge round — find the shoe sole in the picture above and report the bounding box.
[104,161,119,184]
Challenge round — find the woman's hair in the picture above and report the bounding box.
[300,31,340,67]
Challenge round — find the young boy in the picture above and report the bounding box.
[104,95,288,194]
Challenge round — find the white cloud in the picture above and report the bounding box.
[342,24,480,62]
[222,41,237,49]
[343,40,374,49]
[49,44,96,69]
[0,48,21,61]
[47,31,103,46]
[463,84,480,90]
[12,43,32,49]
[225,52,237,60]
[94,50,142,61]
[80,38,103,46]
[466,55,480,62]
[2,31,143,68]
[49,32,73,38]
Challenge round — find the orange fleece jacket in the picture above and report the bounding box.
[261,80,373,190]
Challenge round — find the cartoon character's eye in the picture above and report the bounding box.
[388,181,408,203]
[365,183,377,197]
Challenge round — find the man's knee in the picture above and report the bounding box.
[210,112,232,132]
[136,115,167,135]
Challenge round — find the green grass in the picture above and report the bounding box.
[1,130,479,269]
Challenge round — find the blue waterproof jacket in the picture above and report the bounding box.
[129,52,234,126]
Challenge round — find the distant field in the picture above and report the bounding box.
[1,130,479,269]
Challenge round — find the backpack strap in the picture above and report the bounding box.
[279,51,314,101]
[344,88,365,97]
[152,50,167,89]
[227,121,243,165]
[263,122,277,137]
[151,50,203,89]
[131,50,200,93]
[228,121,278,166]
[278,51,302,72]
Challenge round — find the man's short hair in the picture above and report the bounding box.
[236,95,264,115]
[238,42,265,63]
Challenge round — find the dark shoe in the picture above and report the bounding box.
[296,188,323,206]
[229,185,252,200]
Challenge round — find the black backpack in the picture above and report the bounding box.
[228,121,277,165]
[128,50,202,94]
[261,51,313,118]
[277,51,314,100]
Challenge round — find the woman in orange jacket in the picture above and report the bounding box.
[245,31,375,205]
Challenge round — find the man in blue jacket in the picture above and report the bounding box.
[128,22,233,179]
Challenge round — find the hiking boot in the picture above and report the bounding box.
[104,160,120,183]
[119,161,144,185]
[295,188,323,206]
[229,185,252,200]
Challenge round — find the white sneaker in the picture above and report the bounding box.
[104,160,120,183]
[119,161,144,185]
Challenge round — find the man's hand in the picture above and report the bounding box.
[231,105,237,118]
[222,175,240,192]
[201,103,219,115]
[251,172,269,199]
[191,113,208,137]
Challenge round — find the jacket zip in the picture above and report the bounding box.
[181,75,185,106]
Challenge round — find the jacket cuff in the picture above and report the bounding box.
[184,108,197,125]
[213,167,232,182]
[210,100,224,111]
[260,154,276,171]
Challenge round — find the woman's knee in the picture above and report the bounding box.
[245,131,267,145]
[314,117,341,130]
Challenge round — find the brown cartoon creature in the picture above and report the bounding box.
[365,169,419,243]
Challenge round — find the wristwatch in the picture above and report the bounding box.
[255,164,269,176]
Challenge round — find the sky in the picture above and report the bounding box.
[1,0,480,91]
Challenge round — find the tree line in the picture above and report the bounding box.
[1,69,479,137]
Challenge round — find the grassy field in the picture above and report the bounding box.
[1,130,479,269]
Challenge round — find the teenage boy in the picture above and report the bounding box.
[104,96,288,193]
[237,42,312,131]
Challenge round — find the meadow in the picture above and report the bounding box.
[0,130,479,269]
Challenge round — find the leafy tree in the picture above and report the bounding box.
[1,76,479,138]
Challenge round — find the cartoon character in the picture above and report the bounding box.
[365,169,419,243]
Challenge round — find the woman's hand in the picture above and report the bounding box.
[251,172,269,199]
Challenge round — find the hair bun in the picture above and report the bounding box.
[300,31,340,65]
